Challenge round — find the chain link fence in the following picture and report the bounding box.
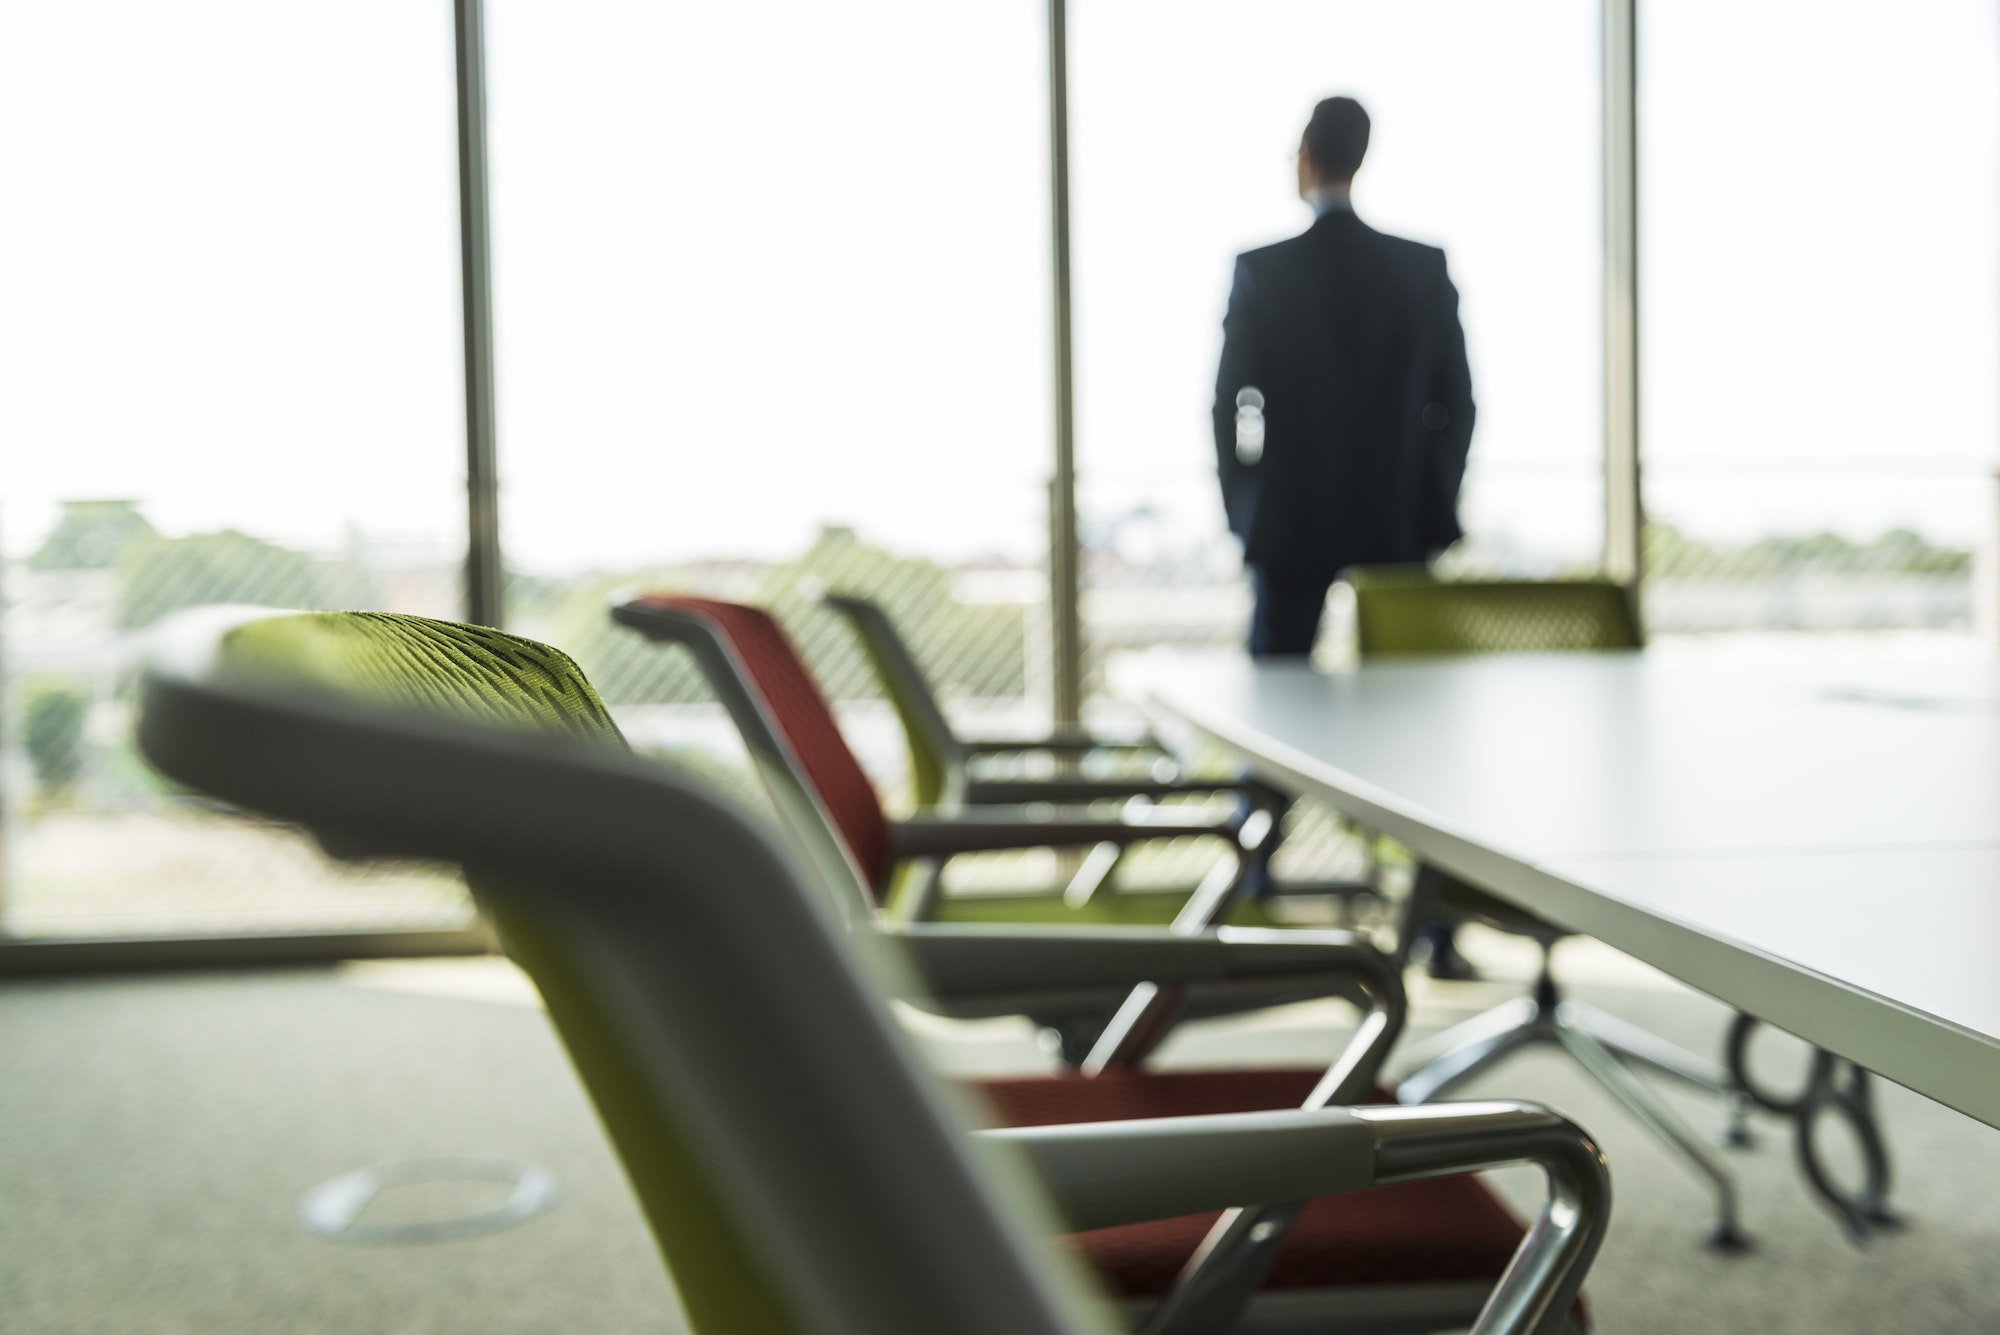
[1643,520,1978,635]
[8,492,1984,936]
[2,501,470,937]
[506,524,1045,808]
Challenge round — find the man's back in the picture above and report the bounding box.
[1213,208,1475,585]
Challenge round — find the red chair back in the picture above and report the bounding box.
[627,595,893,897]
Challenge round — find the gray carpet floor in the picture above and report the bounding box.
[5,935,2000,1333]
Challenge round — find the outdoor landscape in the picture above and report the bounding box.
[0,495,1985,937]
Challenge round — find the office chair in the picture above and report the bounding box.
[617,594,1303,1061]
[615,595,1284,932]
[818,591,1180,809]
[1346,567,1748,1248]
[819,592,1380,917]
[136,606,1608,1335]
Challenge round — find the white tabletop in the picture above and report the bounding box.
[1130,649,2000,1128]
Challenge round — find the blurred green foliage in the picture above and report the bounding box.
[1645,522,1971,578]
[22,678,90,793]
[28,500,157,570]
[31,501,1028,710]
[116,530,376,629]
[518,527,1029,707]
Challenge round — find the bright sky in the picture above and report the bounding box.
[2,1,1994,570]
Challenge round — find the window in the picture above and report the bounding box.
[1640,0,2000,639]
[487,0,1053,795]
[1069,0,1602,688]
[0,2,469,935]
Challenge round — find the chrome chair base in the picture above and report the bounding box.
[1395,973,1751,1251]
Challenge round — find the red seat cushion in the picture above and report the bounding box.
[979,1068,1533,1298]
[628,596,893,895]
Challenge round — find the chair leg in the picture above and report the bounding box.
[1167,851,1249,932]
[1391,994,1539,1073]
[1060,840,1123,908]
[1567,1000,1757,1149]
[1564,1001,1731,1092]
[1552,1019,1750,1251]
[1036,1017,1108,1067]
[1396,1001,1543,1105]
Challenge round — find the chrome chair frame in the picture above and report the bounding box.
[820,592,1378,913]
[613,597,1272,933]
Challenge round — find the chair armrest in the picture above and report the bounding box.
[960,727,1162,757]
[989,1104,1379,1231]
[897,925,1404,1109]
[888,807,1236,859]
[960,776,1242,806]
[889,923,1386,1007]
[986,1101,1609,1335]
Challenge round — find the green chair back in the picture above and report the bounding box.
[225,611,628,745]
[138,608,1106,1335]
[223,613,802,1333]
[1344,569,1642,658]
[819,593,967,808]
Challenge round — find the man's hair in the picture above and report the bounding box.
[1301,96,1370,180]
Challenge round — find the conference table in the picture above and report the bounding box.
[1125,646,2000,1141]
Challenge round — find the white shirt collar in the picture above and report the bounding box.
[1305,182,1353,216]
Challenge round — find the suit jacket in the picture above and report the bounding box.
[1213,209,1475,583]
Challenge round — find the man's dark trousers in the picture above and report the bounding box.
[1247,569,1335,659]
[1239,566,1333,899]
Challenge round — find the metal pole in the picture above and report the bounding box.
[455,0,504,628]
[1046,0,1084,726]
[0,507,9,934]
[1603,0,1644,592]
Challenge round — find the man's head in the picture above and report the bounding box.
[1297,96,1370,195]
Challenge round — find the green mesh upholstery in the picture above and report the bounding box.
[221,611,799,1335]
[224,612,628,749]
[1345,570,1642,657]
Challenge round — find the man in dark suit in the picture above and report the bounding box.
[1216,98,1479,975]
[1214,96,1475,657]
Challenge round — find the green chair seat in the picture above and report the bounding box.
[930,892,1282,930]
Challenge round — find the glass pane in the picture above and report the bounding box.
[1065,0,1600,890]
[487,0,1053,804]
[1071,0,1602,690]
[0,3,472,936]
[1641,0,2000,641]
